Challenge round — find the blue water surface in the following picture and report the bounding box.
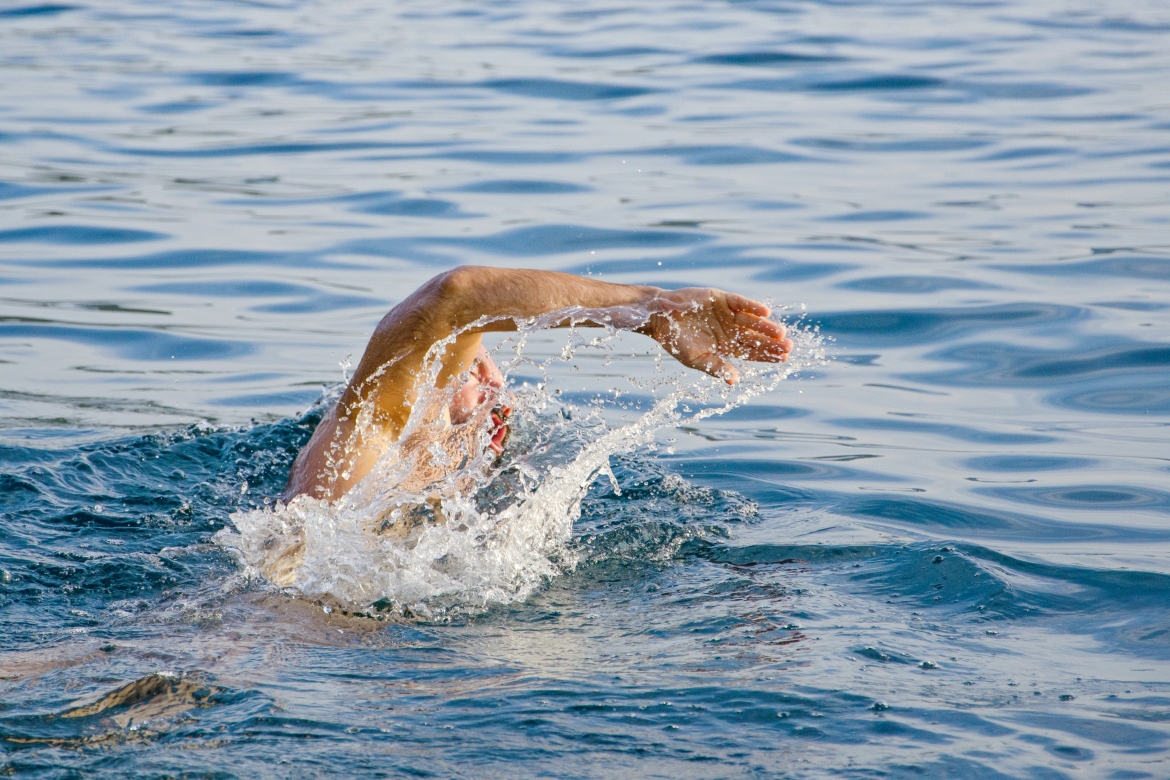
[1,0,1169,777]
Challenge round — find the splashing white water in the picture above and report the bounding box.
[216,311,826,616]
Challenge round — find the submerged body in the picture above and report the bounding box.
[284,266,792,502]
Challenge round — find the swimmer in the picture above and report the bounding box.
[283,266,792,501]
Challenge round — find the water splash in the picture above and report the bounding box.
[216,312,826,616]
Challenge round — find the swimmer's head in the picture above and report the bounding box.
[448,346,511,454]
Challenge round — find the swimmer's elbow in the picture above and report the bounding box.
[436,265,486,302]
[433,265,498,329]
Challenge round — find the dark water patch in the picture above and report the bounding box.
[672,458,883,505]
[1007,711,1167,751]
[0,182,106,201]
[0,3,78,17]
[0,225,166,245]
[815,303,1083,347]
[811,74,945,92]
[976,145,1073,162]
[743,199,803,210]
[977,485,1170,514]
[822,210,929,222]
[133,280,315,298]
[829,416,1055,445]
[207,28,288,38]
[1015,345,1170,380]
[753,260,856,282]
[184,70,303,88]
[694,536,1170,659]
[411,680,891,758]
[454,224,708,257]
[964,455,1097,473]
[212,389,324,407]
[1092,300,1168,311]
[695,51,844,67]
[1051,380,1170,415]
[961,80,1092,100]
[435,149,587,165]
[0,322,252,362]
[850,542,1170,634]
[883,757,1023,780]
[715,404,809,422]
[136,100,217,115]
[836,275,996,293]
[911,341,1170,398]
[838,494,1170,544]
[570,460,763,564]
[40,248,316,270]
[135,278,384,313]
[791,136,990,153]
[199,27,307,49]
[546,46,672,59]
[250,293,384,314]
[333,236,454,264]
[482,78,657,101]
[998,255,1170,281]
[621,144,805,165]
[561,244,845,280]
[600,104,663,117]
[0,415,314,646]
[715,73,994,102]
[113,139,400,158]
[342,190,471,219]
[719,74,1088,102]
[700,542,887,567]
[451,179,591,194]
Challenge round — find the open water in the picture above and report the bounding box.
[1,0,1169,777]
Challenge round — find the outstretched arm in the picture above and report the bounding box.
[285,266,791,499]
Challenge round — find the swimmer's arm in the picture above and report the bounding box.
[286,266,790,499]
[348,265,792,420]
[436,265,793,381]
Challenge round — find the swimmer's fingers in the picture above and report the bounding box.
[729,312,793,362]
[732,311,786,339]
[724,293,771,319]
[692,351,740,385]
[731,334,792,363]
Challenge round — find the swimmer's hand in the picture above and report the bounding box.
[641,288,793,384]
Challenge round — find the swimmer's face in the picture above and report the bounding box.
[448,346,511,453]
